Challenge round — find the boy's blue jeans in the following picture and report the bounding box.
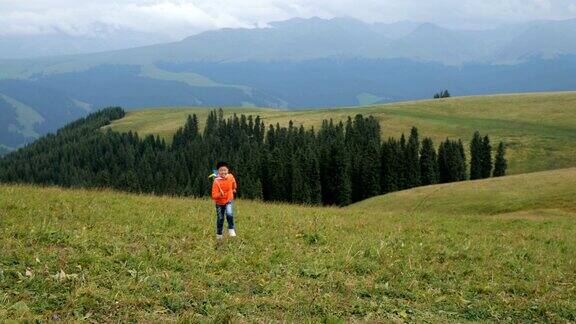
[216,201,234,235]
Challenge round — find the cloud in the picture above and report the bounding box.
[0,1,246,38]
[0,0,575,39]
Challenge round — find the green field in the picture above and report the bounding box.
[107,92,576,175]
[1,168,575,321]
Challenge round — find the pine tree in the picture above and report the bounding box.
[437,140,449,183]
[305,146,322,205]
[123,170,140,193]
[434,90,450,99]
[175,153,190,194]
[259,149,273,201]
[405,127,421,188]
[163,154,178,195]
[318,120,351,206]
[236,142,262,200]
[96,169,111,187]
[333,122,351,206]
[362,140,381,199]
[318,120,334,204]
[345,116,361,202]
[481,135,492,179]
[380,138,401,194]
[457,139,467,181]
[398,134,407,189]
[419,137,439,185]
[493,142,507,177]
[267,147,286,202]
[438,139,467,183]
[346,115,381,201]
[469,131,483,180]
[288,152,307,203]
[174,114,200,149]
[138,146,156,193]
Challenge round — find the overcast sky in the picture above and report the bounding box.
[2,0,576,40]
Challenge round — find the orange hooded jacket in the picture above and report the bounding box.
[211,174,237,205]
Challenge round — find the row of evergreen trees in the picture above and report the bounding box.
[469,131,508,179]
[434,90,451,99]
[0,107,507,206]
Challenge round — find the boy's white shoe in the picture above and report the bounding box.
[228,229,236,237]
[216,234,223,240]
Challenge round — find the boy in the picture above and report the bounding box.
[211,161,237,239]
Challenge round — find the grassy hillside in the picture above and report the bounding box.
[1,168,575,321]
[0,79,91,148]
[107,92,576,175]
[351,168,576,215]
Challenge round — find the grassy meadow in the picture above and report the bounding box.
[1,168,575,321]
[107,92,576,175]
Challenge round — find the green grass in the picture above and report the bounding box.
[351,168,576,215]
[107,92,576,175]
[139,65,254,97]
[1,168,575,321]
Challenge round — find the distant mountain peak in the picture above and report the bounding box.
[410,22,453,34]
[267,16,369,30]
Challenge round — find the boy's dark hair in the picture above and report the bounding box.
[216,161,229,169]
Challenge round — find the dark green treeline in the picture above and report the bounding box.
[469,131,506,180]
[0,108,506,206]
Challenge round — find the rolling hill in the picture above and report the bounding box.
[1,167,574,321]
[107,92,576,175]
[0,79,91,150]
[351,168,576,215]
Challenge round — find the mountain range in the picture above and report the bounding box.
[1,16,576,152]
[0,25,173,60]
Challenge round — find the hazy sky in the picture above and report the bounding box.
[1,0,576,39]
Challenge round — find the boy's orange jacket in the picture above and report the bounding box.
[211,174,237,205]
